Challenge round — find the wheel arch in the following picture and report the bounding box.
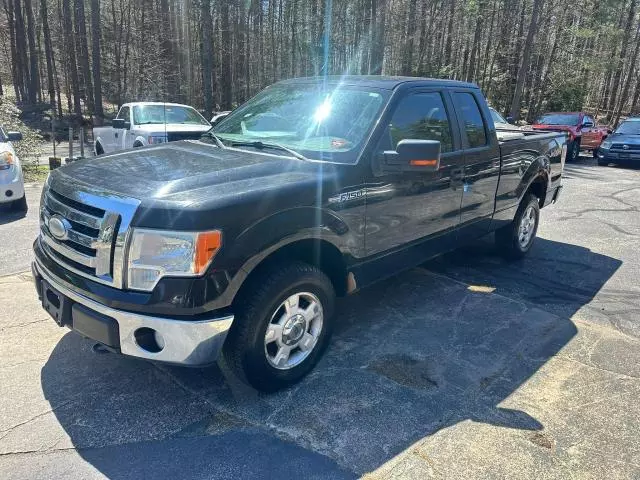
[231,237,349,312]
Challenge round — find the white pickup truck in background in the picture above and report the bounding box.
[93,102,212,155]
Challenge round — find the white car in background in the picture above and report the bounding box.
[489,107,526,141]
[210,111,231,126]
[93,102,212,155]
[0,126,27,213]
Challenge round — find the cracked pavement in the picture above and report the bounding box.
[0,158,639,479]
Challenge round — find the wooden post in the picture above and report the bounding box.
[68,127,73,160]
[79,127,85,158]
[51,117,56,158]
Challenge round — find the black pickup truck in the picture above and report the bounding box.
[32,76,565,391]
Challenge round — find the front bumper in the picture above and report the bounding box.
[598,150,640,162]
[0,173,25,204]
[33,259,234,366]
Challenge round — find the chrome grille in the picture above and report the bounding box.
[39,180,140,289]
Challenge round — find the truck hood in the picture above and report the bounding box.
[607,133,640,146]
[52,141,332,208]
[531,124,577,133]
[135,124,212,134]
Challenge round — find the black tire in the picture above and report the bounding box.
[11,194,28,213]
[495,193,540,259]
[567,140,580,162]
[597,159,609,166]
[133,142,143,148]
[95,142,104,156]
[592,149,599,158]
[223,261,336,392]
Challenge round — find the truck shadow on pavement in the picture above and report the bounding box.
[40,237,621,477]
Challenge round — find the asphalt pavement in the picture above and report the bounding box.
[0,157,639,479]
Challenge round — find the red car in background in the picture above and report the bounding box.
[532,112,610,161]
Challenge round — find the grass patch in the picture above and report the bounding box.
[22,164,49,183]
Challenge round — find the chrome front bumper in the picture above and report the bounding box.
[33,260,234,366]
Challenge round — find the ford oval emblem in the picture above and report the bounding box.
[48,215,70,241]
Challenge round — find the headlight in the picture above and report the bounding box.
[148,135,167,144]
[600,139,612,149]
[127,229,222,291]
[0,151,14,170]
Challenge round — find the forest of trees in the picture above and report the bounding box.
[1,0,639,125]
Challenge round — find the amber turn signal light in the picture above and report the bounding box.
[410,159,438,167]
[194,230,222,274]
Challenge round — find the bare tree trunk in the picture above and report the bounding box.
[74,0,94,113]
[62,0,81,115]
[509,0,544,120]
[91,0,103,118]
[201,0,214,117]
[220,0,232,108]
[608,0,637,113]
[401,0,417,75]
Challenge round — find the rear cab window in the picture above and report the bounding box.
[453,92,488,148]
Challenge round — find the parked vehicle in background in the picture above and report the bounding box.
[210,111,231,126]
[93,102,212,155]
[532,112,610,161]
[0,127,27,213]
[597,117,640,167]
[489,107,525,140]
[33,77,566,392]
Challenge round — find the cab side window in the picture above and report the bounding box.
[389,93,453,153]
[453,92,487,148]
[116,107,130,121]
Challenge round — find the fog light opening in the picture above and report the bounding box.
[5,190,13,198]
[134,327,164,353]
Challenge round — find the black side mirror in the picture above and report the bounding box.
[382,139,441,172]
[506,115,515,124]
[112,119,131,130]
[6,131,22,142]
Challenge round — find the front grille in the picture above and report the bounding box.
[611,143,640,150]
[39,182,140,289]
[167,131,207,142]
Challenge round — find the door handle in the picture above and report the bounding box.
[115,132,118,138]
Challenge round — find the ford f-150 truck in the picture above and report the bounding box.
[33,77,566,392]
[93,102,211,155]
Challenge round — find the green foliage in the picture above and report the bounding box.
[545,80,587,112]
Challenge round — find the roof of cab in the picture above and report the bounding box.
[277,75,479,90]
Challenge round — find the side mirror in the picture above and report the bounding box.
[506,115,515,124]
[383,139,441,172]
[6,131,22,142]
[583,121,594,128]
[112,119,131,130]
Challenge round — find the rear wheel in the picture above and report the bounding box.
[223,261,335,392]
[95,142,104,156]
[496,194,540,259]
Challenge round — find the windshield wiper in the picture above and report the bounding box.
[200,130,226,149]
[230,140,308,161]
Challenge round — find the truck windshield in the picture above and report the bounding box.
[133,105,210,126]
[615,121,640,135]
[536,113,580,126]
[213,84,389,163]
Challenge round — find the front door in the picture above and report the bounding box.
[364,89,465,259]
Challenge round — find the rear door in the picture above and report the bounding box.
[364,89,465,256]
[451,90,501,240]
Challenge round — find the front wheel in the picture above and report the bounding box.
[223,261,335,392]
[495,194,540,259]
[567,140,580,162]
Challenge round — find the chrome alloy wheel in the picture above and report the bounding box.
[264,292,324,370]
[518,204,537,249]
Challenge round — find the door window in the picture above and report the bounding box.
[389,93,453,152]
[116,106,130,121]
[453,92,487,148]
